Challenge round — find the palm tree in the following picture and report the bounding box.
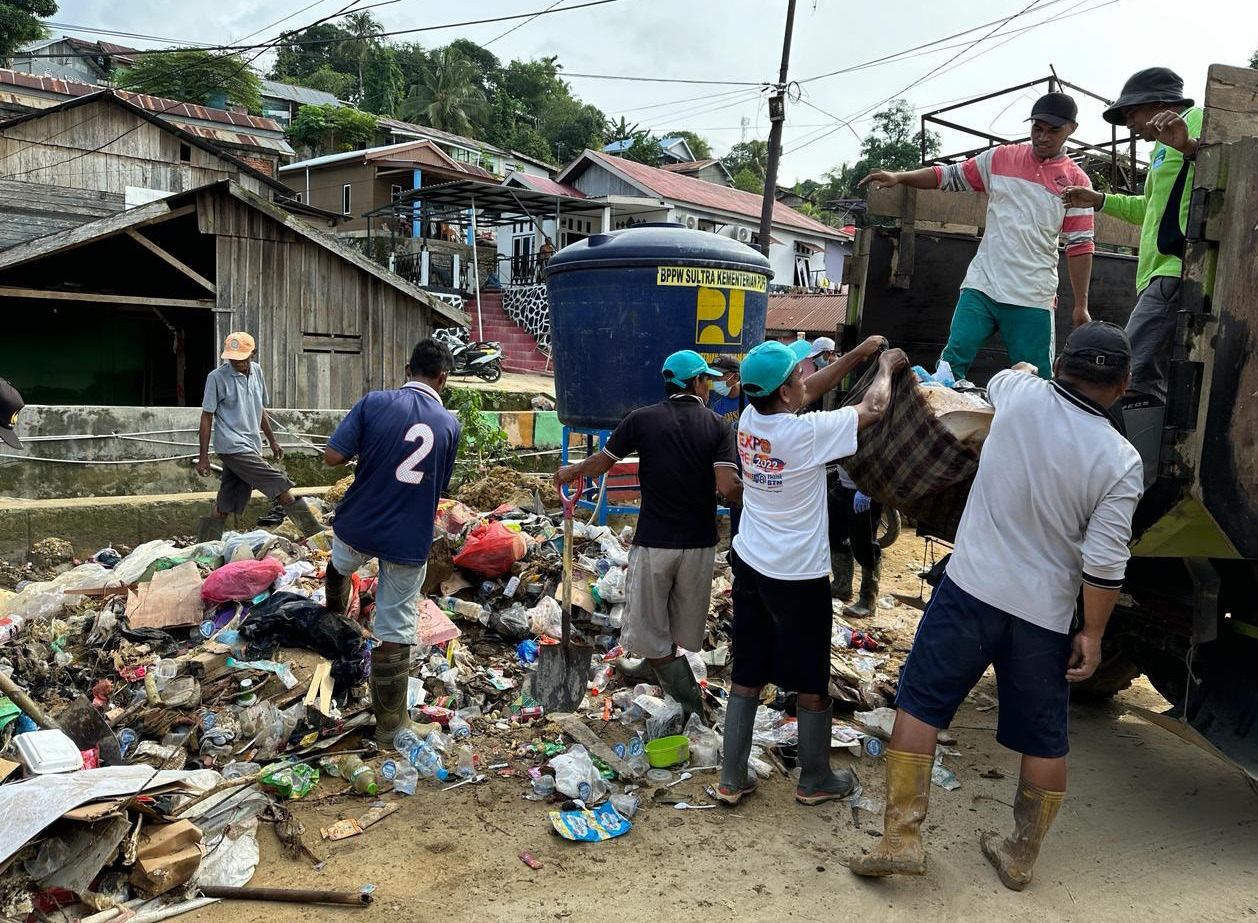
[399,47,488,137]
[602,116,641,144]
[339,11,383,101]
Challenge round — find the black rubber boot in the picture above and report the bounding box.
[652,655,705,726]
[831,547,855,601]
[369,645,429,746]
[714,691,759,805]
[196,516,225,543]
[324,562,351,615]
[795,700,856,805]
[845,561,881,618]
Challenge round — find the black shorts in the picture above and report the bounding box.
[216,452,294,515]
[730,551,833,695]
[896,573,1072,758]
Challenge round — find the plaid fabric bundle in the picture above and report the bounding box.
[839,364,979,539]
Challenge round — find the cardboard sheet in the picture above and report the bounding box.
[125,562,204,630]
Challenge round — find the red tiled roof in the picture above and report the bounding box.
[766,292,849,334]
[584,150,840,238]
[0,69,284,133]
[511,173,586,198]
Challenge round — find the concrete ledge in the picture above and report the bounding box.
[0,486,330,562]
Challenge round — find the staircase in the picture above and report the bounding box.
[465,290,551,375]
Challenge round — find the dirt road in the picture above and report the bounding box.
[191,537,1258,923]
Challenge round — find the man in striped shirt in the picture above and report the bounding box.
[860,93,1095,383]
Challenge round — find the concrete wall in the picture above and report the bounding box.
[0,402,566,500]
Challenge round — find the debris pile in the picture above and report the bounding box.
[0,466,911,914]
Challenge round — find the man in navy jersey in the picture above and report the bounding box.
[323,338,461,744]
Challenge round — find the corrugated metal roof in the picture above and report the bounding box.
[509,173,586,198]
[281,139,494,178]
[766,292,849,334]
[577,150,845,239]
[378,117,506,156]
[260,79,342,107]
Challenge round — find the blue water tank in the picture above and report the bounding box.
[544,224,770,430]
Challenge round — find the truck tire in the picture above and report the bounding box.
[877,508,901,549]
[1070,647,1141,702]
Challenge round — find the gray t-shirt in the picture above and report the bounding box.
[202,362,268,456]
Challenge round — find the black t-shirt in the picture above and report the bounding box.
[604,394,738,549]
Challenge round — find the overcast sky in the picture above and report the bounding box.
[51,0,1258,181]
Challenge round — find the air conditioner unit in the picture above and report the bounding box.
[684,215,698,230]
[736,226,752,243]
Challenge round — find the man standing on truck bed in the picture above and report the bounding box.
[555,350,742,724]
[859,93,1096,384]
[1062,67,1201,405]
[848,322,1144,891]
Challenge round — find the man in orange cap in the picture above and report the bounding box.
[195,332,322,541]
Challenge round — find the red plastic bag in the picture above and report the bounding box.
[452,521,527,578]
[201,557,286,604]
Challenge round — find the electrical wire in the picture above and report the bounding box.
[484,0,567,47]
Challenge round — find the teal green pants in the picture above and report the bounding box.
[940,288,1053,381]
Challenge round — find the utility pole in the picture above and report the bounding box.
[757,0,797,259]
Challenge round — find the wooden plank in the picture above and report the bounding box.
[0,202,196,270]
[0,286,213,308]
[125,229,217,294]
[1201,64,1258,146]
[866,185,1141,249]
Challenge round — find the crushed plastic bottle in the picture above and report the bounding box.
[454,744,475,779]
[394,727,422,754]
[406,740,449,782]
[588,663,614,695]
[447,714,471,740]
[381,759,418,795]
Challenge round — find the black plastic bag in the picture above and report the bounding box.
[241,592,367,694]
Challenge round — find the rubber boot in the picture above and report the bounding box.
[369,645,429,746]
[713,691,758,805]
[844,561,881,618]
[324,562,351,615]
[196,516,225,543]
[652,655,705,727]
[830,547,855,601]
[795,701,857,805]
[980,778,1065,891]
[849,749,933,876]
[283,497,324,538]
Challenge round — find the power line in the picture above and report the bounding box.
[484,0,567,47]
[563,73,763,87]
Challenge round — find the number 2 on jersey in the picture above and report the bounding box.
[395,423,435,484]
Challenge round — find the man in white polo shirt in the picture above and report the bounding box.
[849,322,1143,891]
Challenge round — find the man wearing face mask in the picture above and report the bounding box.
[708,355,746,537]
[802,337,837,414]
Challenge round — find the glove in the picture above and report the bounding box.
[853,491,872,514]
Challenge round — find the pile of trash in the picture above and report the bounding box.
[0,467,911,911]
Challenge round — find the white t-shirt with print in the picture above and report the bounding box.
[732,405,859,580]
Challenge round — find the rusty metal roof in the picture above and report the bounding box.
[766,291,850,334]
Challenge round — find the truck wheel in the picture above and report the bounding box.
[1070,648,1141,702]
[876,509,901,549]
[1138,649,1188,707]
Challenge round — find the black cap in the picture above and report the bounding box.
[1061,321,1131,368]
[710,355,741,373]
[1027,92,1078,128]
[1103,67,1193,125]
[0,378,23,450]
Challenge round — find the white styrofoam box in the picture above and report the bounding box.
[14,729,84,774]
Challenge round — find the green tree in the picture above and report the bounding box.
[339,10,383,102]
[1250,46,1257,68]
[399,46,488,137]
[393,42,430,90]
[721,139,769,185]
[118,50,262,113]
[731,167,762,193]
[664,129,712,159]
[831,99,940,201]
[0,0,55,57]
[273,64,355,100]
[541,99,604,163]
[602,116,641,143]
[289,103,377,153]
[360,44,403,116]
[446,38,500,97]
[270,23,354,81]
[616,131,663,167]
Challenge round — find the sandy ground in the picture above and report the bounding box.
[190,535,1258,923]
[457,370,555,398]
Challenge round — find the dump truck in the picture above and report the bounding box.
[843,64,1258,780]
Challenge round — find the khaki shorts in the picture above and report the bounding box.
[621,545,715,659]
[216,452,294,515]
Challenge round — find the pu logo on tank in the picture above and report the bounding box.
[695,287,744,346]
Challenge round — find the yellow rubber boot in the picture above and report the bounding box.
[980,778,1065,891]
[848,749,933,877]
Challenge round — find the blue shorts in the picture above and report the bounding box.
[896,573,1072,758]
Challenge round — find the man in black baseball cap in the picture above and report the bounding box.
[859,90,1096,386]
[0,378,24,450]
[1062,68,1201,404]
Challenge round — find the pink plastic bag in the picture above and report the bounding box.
[201,558,286,604]
[452,522,527,578]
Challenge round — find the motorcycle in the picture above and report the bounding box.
[433,327,504,382]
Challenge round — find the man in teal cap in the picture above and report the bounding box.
[556,349,742,722]
[715,334,906,807]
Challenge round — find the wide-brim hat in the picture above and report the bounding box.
[1103,67,1193,125]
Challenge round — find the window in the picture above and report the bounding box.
[293,192,303,204]
[391,184,403,202]
[179,143,191,163]
[341,184,352,215]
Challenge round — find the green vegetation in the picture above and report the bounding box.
[118,49,263,113]
[0,0,55,58]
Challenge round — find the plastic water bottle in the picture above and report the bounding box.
[447,714,471,740]
[381,759,419,795]
[320,754,379,795]
[589,664,614,695]
[406,740,449,781]
[394,727,422,754]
